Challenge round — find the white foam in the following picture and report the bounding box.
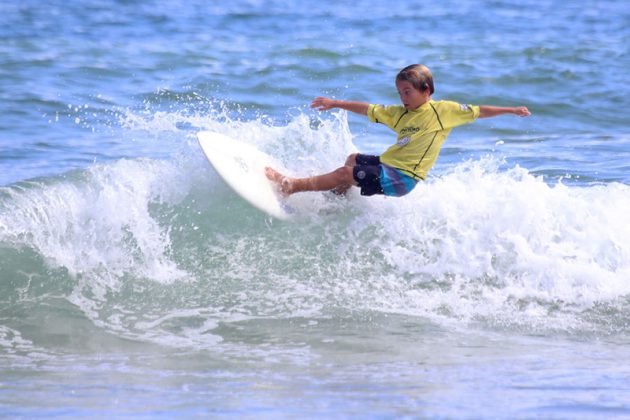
[339,157,630,328]
[1,158,190,291]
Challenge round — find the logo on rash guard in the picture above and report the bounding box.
[396,136,410,147]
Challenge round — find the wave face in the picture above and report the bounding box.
[2,110,629,354]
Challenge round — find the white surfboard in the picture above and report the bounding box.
[197,131,294,220]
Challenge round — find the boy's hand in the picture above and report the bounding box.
[311,97,336,111]
[514,107,531,117]
[479,105,532,118]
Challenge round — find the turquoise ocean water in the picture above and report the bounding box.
[2,0,630,417]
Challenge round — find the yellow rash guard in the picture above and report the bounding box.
[367,100,480,180]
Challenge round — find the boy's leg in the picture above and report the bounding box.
[331,153,358,195]
[265,153,359,196]
[265,166,356,196]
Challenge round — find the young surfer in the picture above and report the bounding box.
[265,64,531,197]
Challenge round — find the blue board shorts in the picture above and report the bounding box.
[353,154,418,197]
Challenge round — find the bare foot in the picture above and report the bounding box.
[265,167,293,196]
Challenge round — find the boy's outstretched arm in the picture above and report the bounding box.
[311,97,369,115]
[478,105,531,118]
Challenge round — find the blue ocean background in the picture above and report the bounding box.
[1,0,630,417]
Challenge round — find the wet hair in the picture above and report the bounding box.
[396,64,435,95]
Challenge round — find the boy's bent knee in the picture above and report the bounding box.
[334,166,355,184]
[344,153,358,166]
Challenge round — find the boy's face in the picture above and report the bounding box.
[396,80,430,110]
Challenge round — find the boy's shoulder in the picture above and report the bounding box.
[368,103,407,125]
[372,103,406,111]
[431,99,461,107]
[431,99,480,122]
[432,99,476,112]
